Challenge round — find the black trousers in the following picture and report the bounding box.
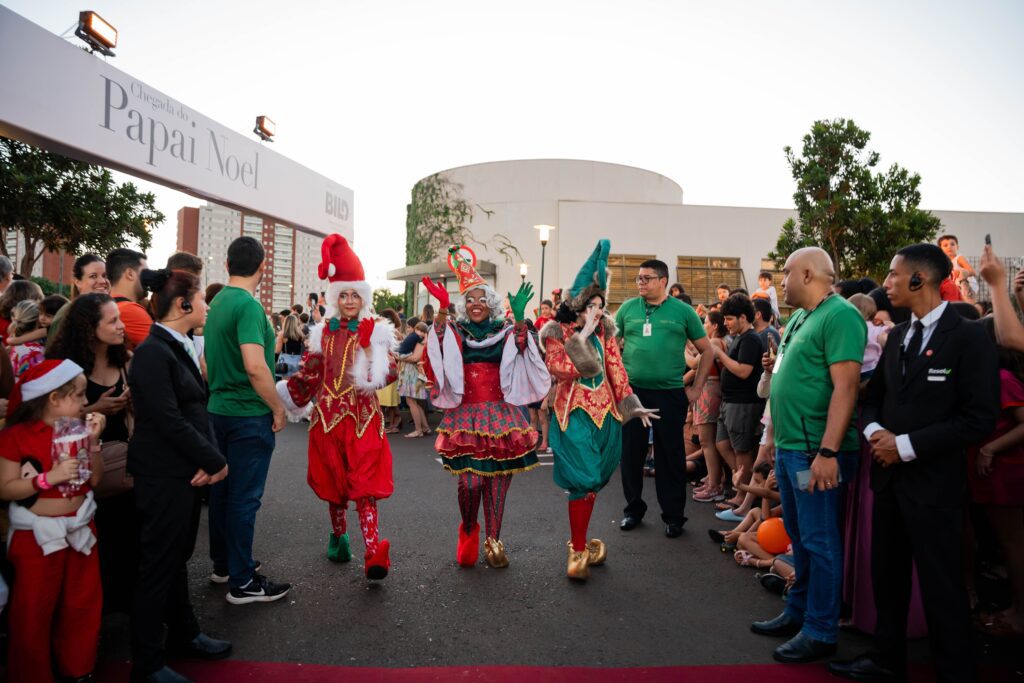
[95,489,141,614]
[131,476,203,675]
[871,485,975,683]
[620,386,688,525]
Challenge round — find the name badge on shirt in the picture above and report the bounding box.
[642,322,652,337]
[773,350,785,372]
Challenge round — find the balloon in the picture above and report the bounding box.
[757,517,791,555]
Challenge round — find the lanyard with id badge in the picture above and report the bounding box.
[642,302,658,337]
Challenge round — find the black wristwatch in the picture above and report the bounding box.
[817,447,838,459]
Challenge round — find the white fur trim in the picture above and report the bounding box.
[323,280,373,321]
[275,380,306,422]
[307,322,325,355]
[350,318,397,393]
[21,360,84,402]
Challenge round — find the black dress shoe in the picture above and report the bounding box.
[132,666,193,683]
[772,631,837,663]
[620,515,642,531]
[173,632,233,660]
[664,523,684,538]
[827,654,901,681]
[750,611,803,637]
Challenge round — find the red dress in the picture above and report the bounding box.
[282,323,397,503]
[968,369,1024,506]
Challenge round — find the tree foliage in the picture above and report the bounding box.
[372,288,405,313]
[404,172,524,307]
[0,136,163,275]
[30,276,71,297]
[769,119,941,282]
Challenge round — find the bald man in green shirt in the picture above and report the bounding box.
[615,259,713,537]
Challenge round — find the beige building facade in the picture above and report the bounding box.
[391,160,1024,314]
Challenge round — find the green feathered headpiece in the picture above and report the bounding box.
[567,239,610,311]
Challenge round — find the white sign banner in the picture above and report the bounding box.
[0,6,352,239]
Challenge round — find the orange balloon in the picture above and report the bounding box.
[757,517,791,555]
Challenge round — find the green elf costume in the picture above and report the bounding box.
[539,240,658,580]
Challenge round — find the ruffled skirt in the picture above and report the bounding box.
[435,400,539,476]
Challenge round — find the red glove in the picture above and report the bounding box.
[357,318,375,348]
[421,276,451,310]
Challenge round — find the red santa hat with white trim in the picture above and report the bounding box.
[318,234,372,320]
[7,359,84,417]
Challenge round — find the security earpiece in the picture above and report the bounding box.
[909,272,923,291]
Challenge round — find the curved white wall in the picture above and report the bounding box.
[427,159,683,205]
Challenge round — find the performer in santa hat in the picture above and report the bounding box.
[421,246,551,569]
[539,240,658,580]
[277,234,397,580]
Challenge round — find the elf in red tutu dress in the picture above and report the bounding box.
[421,246,551,568]
[277,234,397,580]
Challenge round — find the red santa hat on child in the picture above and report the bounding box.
[7,359,84,417]
[318,234,372,320]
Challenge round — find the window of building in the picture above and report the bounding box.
[675,256,747,306]
[607,253,656,310]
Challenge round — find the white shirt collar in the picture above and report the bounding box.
[909,301,948,328]
[155,322,190,345]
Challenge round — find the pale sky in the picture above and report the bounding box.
[5,0,1023,290]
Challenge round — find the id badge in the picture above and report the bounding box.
[773,350,785,372]
[643,322,652,337]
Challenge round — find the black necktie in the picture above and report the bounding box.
[903,320,925,374]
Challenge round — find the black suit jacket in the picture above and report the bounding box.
[862,305,999,505]
[127,325,227,479]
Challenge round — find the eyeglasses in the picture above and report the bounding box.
[635,275,663,284]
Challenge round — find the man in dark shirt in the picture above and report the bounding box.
[752,298,781,352]
[713,294,765,496]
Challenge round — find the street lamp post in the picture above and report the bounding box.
[534,224,555,303]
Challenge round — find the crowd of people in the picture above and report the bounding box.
[0,227,1018,682]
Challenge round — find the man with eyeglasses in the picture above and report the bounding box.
[615,259,713,537]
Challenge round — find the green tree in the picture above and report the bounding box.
[373,288,405,313]
[0,136,163,276]
[30,276,71,297]
[404,173,524,308]
[769,119,941,282]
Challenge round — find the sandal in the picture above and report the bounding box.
[734,550,769,568]
[384,427,399,434]
[715,500,739,511]
[708,529,726,544]
[404,431,425,438]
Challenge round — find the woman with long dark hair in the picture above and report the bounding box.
[45,253,110,346]
[128,268,230,681]
[46,292,135,614]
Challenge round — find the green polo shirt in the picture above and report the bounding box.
[769,294,866,452]
[205,285,275,416]
[615,296,706,390]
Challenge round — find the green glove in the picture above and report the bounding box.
[508,282,534,323]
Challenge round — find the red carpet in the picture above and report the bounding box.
[96,660,983,682]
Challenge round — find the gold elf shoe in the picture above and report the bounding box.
[566,541,590,581]
[484,537,510,568]
[587,538,607,566]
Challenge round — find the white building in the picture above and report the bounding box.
[389,159,1024,313]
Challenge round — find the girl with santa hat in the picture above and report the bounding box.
[421,246,551,569]
[277,234,398,581]
[0,359,106,682]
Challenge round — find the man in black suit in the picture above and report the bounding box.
[829,244,999,682]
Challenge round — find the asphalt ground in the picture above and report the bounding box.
[99,414,879,669]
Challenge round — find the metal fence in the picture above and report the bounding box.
[964,255,1021,303]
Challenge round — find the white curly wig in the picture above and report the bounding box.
[454,284,504,322]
